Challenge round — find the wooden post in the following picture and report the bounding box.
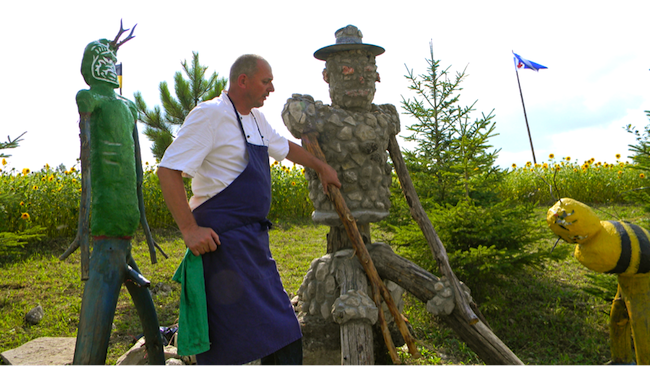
[337,256,374,364]
[328,224,370,254]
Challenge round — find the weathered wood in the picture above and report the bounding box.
[59,114,92,280]
[328,224,371,254]
[387,135,478,325]
[368,239,523,364]
[301,131,420,363]
[337,256,374,365]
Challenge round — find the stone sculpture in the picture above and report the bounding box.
[283,25,398,227]
[283,25,453,364]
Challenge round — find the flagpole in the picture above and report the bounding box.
[514,63,537,164]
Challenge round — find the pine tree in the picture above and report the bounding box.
[0,132,26,158]
[401,43,500,205]
[135,52,227,160]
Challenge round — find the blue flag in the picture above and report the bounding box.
[513,52,547,72]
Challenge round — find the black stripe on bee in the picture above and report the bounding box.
[629,223,650,273]
[606,221,632,274]
[606,221,650,274]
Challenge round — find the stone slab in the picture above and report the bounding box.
[0,337,76,365]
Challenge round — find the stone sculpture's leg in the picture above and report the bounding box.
[73,238,129,364]
[335,255,374,365]
[125,255,165,365]
[618,274,650,365]
[609,284,633,364]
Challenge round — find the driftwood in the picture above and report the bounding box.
[301,131,420,364]
[386,135,523,365]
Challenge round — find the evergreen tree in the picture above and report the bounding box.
[400,42,500,205]
[135,52,227,160]
[0,132,26,158]
[383,44,546,285]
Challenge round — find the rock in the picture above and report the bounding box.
[116,337,186,365]
[0,337,75,365]
[25,304,44,325]
[151,282,173,296]
[166,358,185,365]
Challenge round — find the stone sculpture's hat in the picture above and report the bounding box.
[314,25,385,61]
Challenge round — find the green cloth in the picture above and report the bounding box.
[172,249,210,356]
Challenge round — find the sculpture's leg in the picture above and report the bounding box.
[336,255,374,365]
[609,284,633,364]
[618,274,650,365]
[125,255,166,365]
[73,238,129,364]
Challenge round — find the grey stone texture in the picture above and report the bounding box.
[24,304,44,325]
[296,248,405,364]
[282,93,400,225]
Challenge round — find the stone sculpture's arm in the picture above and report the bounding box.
[282,94,323,138]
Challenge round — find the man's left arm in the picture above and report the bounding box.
[285,141,341,193]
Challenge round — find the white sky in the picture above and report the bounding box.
[1,0,649,172]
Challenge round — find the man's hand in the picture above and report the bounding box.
[182,225,220,256]
[157,167,221,256]
[285,141,341,194]
[317,162,341,194]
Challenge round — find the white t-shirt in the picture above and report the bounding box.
[159,92,289,210]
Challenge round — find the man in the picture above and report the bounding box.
[157,54,340,365]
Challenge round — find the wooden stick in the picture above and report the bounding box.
[387,135,479,325]
[301,131,420,363]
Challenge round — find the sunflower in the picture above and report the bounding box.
[511,163,517,168]
[22,168,30,175]
[20,212,30,220]
[549,154,555,159]
[640,173,646,179]
[616,154,621,160]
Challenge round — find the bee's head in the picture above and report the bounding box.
[547,198,602,244]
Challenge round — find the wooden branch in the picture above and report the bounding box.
[387,135,478,325]
[367,243,523,365]
[60,115,92,280]
[301,131,420,364]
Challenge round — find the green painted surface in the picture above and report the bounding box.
[78,39,140,237]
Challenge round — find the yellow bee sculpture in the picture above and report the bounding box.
[548,198,650,364]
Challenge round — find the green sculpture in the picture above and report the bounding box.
[60,21,166,365]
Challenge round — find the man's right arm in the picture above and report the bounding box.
[157,167,220,256]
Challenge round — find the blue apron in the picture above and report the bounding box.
[193,101,302,365]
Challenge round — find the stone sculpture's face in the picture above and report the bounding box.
[323,50,379,111]
[81,39,120,88]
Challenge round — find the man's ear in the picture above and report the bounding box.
[237,74,248,89]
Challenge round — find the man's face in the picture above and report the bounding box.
[246,60,275,109]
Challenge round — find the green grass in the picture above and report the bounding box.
[0,214,637,365]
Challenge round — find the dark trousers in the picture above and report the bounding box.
[261,338,303,365]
